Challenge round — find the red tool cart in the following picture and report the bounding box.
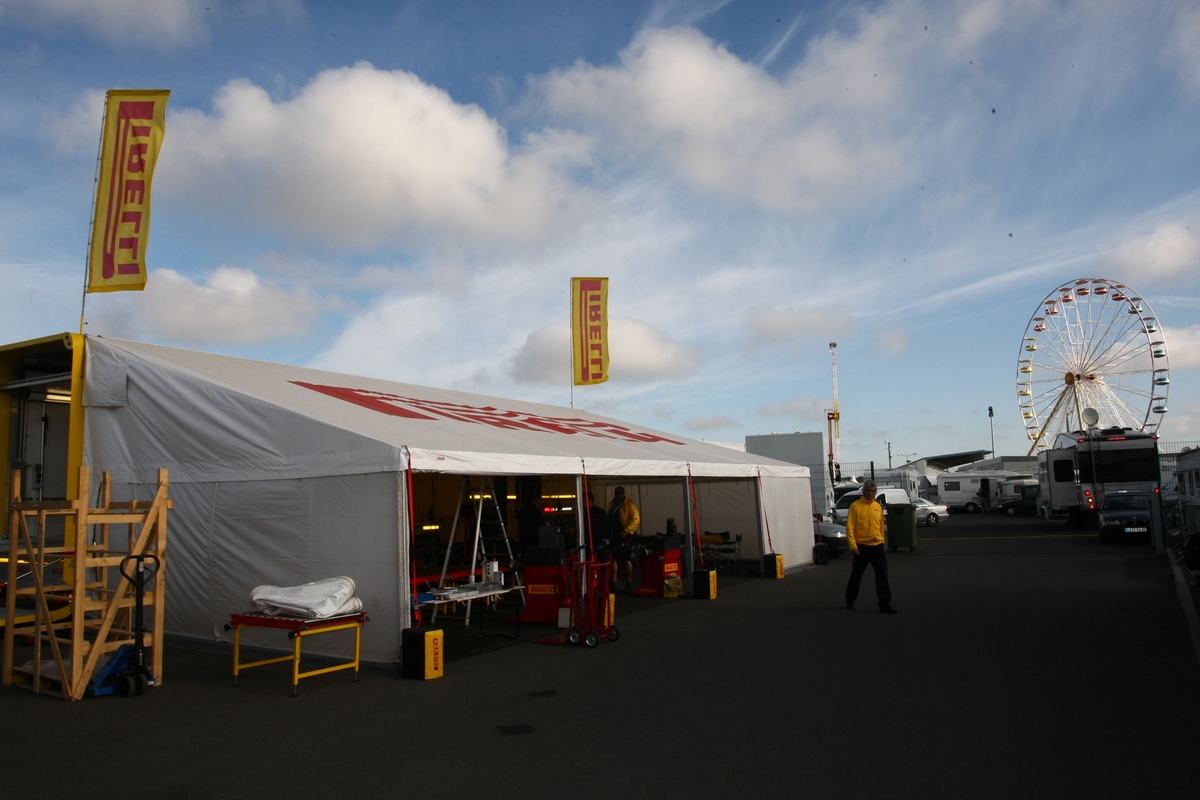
[633,545,682,597]
[517,563,572,624]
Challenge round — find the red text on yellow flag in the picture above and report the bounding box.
[571,277,609,386]
[87,90,169,293]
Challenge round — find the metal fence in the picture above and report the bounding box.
[1159,440,1200,486]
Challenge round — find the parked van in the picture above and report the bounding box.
[832,487,911,523]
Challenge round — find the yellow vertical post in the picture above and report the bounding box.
[2,471,19,687]
[63,334,86,587]
[151,468,168,685]
[70,467,90,697]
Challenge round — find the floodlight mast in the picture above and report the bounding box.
[826,342,841,484]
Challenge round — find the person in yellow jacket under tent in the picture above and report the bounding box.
[845,480,898,614]
[608,486,640,591]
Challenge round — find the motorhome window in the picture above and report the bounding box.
[943,481,960,491]
[1052,460,1074,482]
[1076,447,1158,484]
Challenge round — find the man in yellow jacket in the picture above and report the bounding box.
[608,486,641,590]
[845,481,897,613]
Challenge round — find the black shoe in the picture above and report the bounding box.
[880,605,898,614]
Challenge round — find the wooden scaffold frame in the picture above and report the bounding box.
[2,466,171,700]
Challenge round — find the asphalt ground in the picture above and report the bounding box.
[2,513,1198,799]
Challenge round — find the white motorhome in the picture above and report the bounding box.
[935,472,1028,512]
[1037,427,1161,524]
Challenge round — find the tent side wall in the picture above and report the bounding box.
[692,479,764,562]
[116,472,403,664]
[758,475,814,569]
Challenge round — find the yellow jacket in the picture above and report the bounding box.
[611,497,640,536]
[846,497,885,549]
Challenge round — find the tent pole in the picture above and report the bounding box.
[754,471,770,574]
[464,483,485,626]
[682,476,695,593]
[574,475,585,552]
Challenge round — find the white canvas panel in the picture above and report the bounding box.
[86,337,807,480]
[760,475,815,568]
[692,479,763,562]
[113,474,401,663]
[85,339,404,484]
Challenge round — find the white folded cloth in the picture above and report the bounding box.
[249,576,362,619]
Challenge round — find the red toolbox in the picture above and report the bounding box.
[518,563,571,623]
[634,548,681,597]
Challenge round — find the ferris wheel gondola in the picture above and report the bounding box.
[1017,278,1169,453]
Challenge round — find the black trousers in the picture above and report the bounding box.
[845,543,892,608]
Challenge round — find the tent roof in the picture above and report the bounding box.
[921,449,993,470]
[84,336,806,481]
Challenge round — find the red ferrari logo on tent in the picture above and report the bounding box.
[292,382,685,445]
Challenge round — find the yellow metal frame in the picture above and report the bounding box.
[0,333,87,582]
[232,620,363,697]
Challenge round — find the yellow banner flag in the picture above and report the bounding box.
[571,277,609,385]
[87,89,170,293]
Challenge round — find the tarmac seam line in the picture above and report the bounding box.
[1168,553,1200,670]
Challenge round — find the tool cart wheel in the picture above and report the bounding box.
[116,675,136,698]
[134,673,150,695]
[607,627,620,642]
[584,631,599,648]
[567,627,583,645]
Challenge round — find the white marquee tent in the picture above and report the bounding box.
[82,337,813,662]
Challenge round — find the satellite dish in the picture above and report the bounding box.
[1081,407,1100,427]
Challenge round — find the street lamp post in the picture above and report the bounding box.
[988,406,995,457]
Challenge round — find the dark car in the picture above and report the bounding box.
[814,515,849,557]
[1096,493,1151,544]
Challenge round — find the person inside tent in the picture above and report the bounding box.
[608,486,640,591]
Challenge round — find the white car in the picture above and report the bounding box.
[911,497,949,526]
[832,487,912,523]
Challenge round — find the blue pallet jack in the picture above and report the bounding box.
[86,554,159,698]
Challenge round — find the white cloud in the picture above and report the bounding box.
[156,63,593,247]
[509,318,701,385]
[0,0,211,47]
[760,397,830,420]
[1163,325,1200,370]
[879,328,908,355]
[45,89,105,155]
[683,414,738,432]
[88,266,318,344]
[1107,220,1200,282]
[534,23,912,215]
[745,305,853,345]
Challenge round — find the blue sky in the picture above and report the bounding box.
[2,0,1199,465]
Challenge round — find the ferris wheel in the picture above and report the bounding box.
[1017,278,1169,453]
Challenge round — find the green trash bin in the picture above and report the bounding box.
[885,501,917,552]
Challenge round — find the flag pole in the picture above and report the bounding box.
[79,92,110,336]
[569,277,575,409]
